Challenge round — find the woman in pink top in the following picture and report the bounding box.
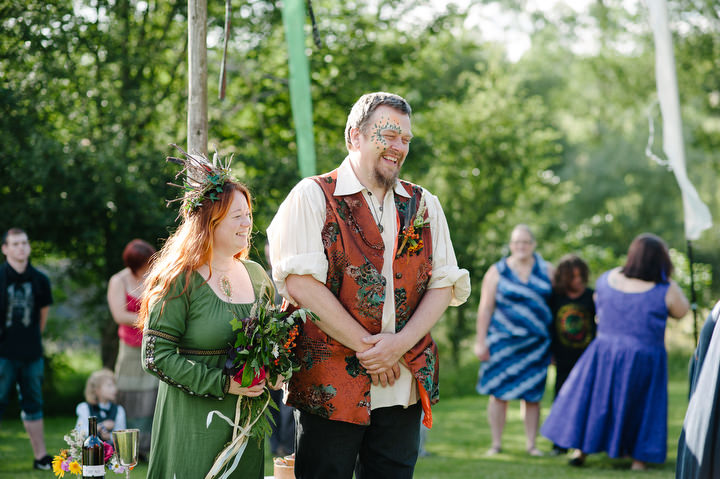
[107,239,157,459]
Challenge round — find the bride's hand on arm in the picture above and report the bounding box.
[269,376,285,390]
[228,379,266,397]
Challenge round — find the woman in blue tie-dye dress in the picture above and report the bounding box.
[474,224,553,456]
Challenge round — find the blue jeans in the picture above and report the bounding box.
[0,357,45,421]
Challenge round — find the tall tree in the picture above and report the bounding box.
[1,0,189,366]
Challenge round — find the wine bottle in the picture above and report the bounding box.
[82,416,106,478]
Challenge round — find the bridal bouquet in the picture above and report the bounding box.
[206,281,314,479]
[223,293,311,437]
[226,290,308,391]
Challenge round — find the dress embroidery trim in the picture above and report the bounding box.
[145,328,180,343]
[143,334,222,400]
[178,347,229,356]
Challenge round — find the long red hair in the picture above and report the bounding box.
[138,180,252,328]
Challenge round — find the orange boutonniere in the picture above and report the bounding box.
[396,192,430,258]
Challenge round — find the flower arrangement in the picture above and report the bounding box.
[52,427,127,477]
[205,281,315,479]
[223,281,313,437]
[397,192,430,258]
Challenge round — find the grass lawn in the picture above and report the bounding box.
[0,349,693,478]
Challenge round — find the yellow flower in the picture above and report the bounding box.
[52,456,65,476]
[68,461,83,475]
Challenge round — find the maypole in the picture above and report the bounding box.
[646,0,712,343]
[188,0,208,158]
[186,0,316,180]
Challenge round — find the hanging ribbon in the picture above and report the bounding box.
[646,0,712,240]
[307,0,322,48]
[204,393,271,479]
[282,0,317,178]
[218,0,231,100]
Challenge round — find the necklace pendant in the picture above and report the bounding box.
[378,224,384,233]
[219,274,233,299]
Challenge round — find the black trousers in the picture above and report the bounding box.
[294,402,422,479]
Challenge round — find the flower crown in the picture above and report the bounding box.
[166,144,235,213]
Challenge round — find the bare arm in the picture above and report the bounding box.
[666,280,690,319]
[285,274,372,352]
[107,273,139,326]
[546,263,556,286]
[39,306,49,333]
[474,265,499,361]
[356,287,453,374]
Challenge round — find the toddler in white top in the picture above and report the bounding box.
[75,369,126,443]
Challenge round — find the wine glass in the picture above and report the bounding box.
[111,429,139,479]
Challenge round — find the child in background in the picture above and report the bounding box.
[75,369,126,443]
[548,254,596,455]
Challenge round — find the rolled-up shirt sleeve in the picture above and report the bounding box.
[424,190,471,306]
[267,179,328,305]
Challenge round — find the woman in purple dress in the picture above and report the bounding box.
[540,233,689,470]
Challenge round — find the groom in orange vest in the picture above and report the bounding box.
[268,92,470,478]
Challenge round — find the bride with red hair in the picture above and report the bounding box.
[139,155,277,479]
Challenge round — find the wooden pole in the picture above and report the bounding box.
[188,0,208,157]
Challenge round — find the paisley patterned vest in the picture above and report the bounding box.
[286,169,439,425]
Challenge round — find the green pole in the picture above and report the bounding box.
[282,0,316,178]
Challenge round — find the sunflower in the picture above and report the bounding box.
[68,461,83,475]
[52,455,65,476]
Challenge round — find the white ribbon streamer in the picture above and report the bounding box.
[646,0,712,240]
[204,393,270,479]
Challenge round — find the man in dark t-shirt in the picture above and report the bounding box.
[0,227,54,470]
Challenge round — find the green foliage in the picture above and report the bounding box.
[670,248,714,308]
[2,0,718,362]
[1,0,189,365]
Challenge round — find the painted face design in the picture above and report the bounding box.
[360,107,413,190]
[369,116,408,149]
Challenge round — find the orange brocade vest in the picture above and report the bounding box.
[286,169,439,425]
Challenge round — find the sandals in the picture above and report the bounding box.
[484,446,502,456]
[485,446,544,457]
[527,447,544,457]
